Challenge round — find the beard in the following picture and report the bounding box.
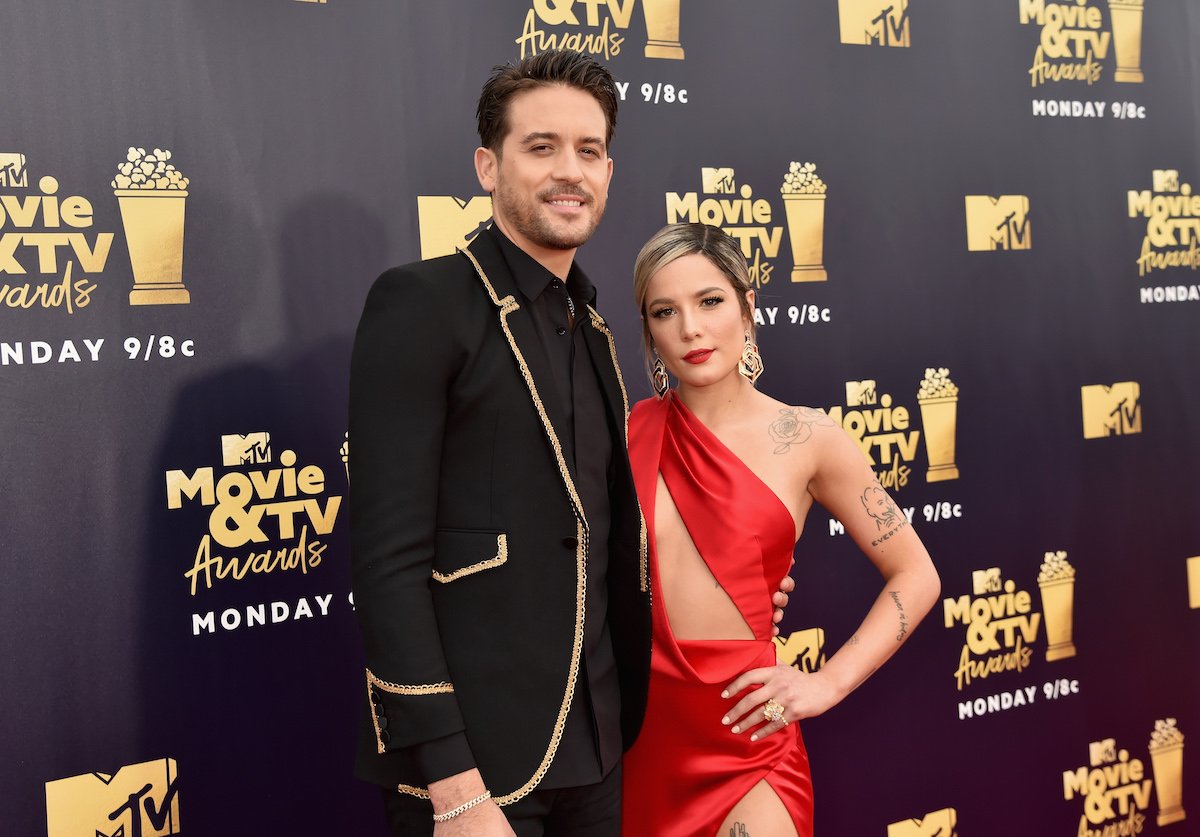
[493,180,605,251]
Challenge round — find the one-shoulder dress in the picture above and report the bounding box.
[622,392,814,836]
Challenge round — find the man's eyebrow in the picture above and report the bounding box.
[519,131,560,144]
[518,131,606,151]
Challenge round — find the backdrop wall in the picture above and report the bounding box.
[3,2,1198,835]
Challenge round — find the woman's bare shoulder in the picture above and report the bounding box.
[742,392,839,454]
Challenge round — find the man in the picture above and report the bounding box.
[350,49,791,835]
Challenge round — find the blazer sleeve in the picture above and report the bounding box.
[348,264,474,776]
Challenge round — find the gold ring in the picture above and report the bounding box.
[762,699,786,724]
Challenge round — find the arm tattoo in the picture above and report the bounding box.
[847,634,861,646]
[863,482,910,546]
[769,407,834,454]
[730,824,750,837]
[890,591,910,641]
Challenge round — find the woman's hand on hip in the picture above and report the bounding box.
[720,664,844,741]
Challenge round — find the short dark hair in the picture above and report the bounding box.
[476,49,618,153]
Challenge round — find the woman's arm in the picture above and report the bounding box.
[721,418,941,738]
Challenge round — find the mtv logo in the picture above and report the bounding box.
[972,567,1002,595]
[964,195,1032,251]
[0,152,28,187]
[1081,382,1142,439]
[773,627,826,673]
[222,432,272,466]
[845,380,877,406]
[45,757,180,837]
[839,0,911,47]
[887,808,958,837]
[1153,170,1180,192]
[417,195,493,260]
[1090,738,1118,766]
[701,167,736,194]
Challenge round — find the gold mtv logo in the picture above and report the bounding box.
[701,167,736,194]
[0,152,28,187]
[1154,170,1180,192]
[222,432,272,466]
[964,196,1031,251]
[45,757,180,837]
[839,0,911,47]
[1090,738,1118,766]
[417,195,493,260]
[973,567,1002,595]
[846,380,877,406]
[774,627,826,673]
[887,808,958,837]
[1081,382,1142,439]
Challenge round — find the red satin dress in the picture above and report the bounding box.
[622,393,814,836]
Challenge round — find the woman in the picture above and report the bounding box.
[621,223,941,836]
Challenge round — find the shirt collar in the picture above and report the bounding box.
[485,222,597,308]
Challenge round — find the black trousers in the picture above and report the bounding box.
[381,763,622,837]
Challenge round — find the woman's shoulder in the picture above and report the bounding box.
[630,395,666,425]
[749,392,841,452]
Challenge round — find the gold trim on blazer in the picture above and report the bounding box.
[366,669,455,695]
[365,670,455,754]
[586,305,650,593]
[431,534,508,583]
[445,245,590,807]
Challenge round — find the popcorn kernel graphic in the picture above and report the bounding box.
[1038,551,1077,661]
[112,147,190,305]
[918,368,960,482]
[1149,719,1186,826]
[780,162,827,282]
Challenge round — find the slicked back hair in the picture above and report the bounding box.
[476,49,618,154]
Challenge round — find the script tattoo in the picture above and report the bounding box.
[769,406,834,454]
[890,591,910,642]
[730,824,751,837]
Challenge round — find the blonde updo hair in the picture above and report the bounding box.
[632,222,756,377]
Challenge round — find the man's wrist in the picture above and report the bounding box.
[428,768,488,813]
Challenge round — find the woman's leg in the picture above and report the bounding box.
[715,779,800,837]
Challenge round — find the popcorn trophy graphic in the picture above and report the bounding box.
[112,147,190,305]
[341,432,350,483]
[1149,719,1186,826]
[1107,0,1145,83]
[641,0,685,60]
[780,162,828,282]
[1038,551,1077,661]
[917,368,960,482]
[1188,556,1200,609]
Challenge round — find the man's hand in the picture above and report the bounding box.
[771,570,795,636]
[429,770,515,837]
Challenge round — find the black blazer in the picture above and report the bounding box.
[348,230,651,803]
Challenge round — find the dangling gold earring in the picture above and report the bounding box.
[651,352,670,399]
[738,332,764,385]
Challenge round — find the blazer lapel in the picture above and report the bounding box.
[458,235,586,525]
[581,305,631,450]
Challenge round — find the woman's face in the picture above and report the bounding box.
[643,253,753,391]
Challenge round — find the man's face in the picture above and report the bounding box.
[475,84,613,258]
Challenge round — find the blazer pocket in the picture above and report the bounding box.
[431,529,508,583]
